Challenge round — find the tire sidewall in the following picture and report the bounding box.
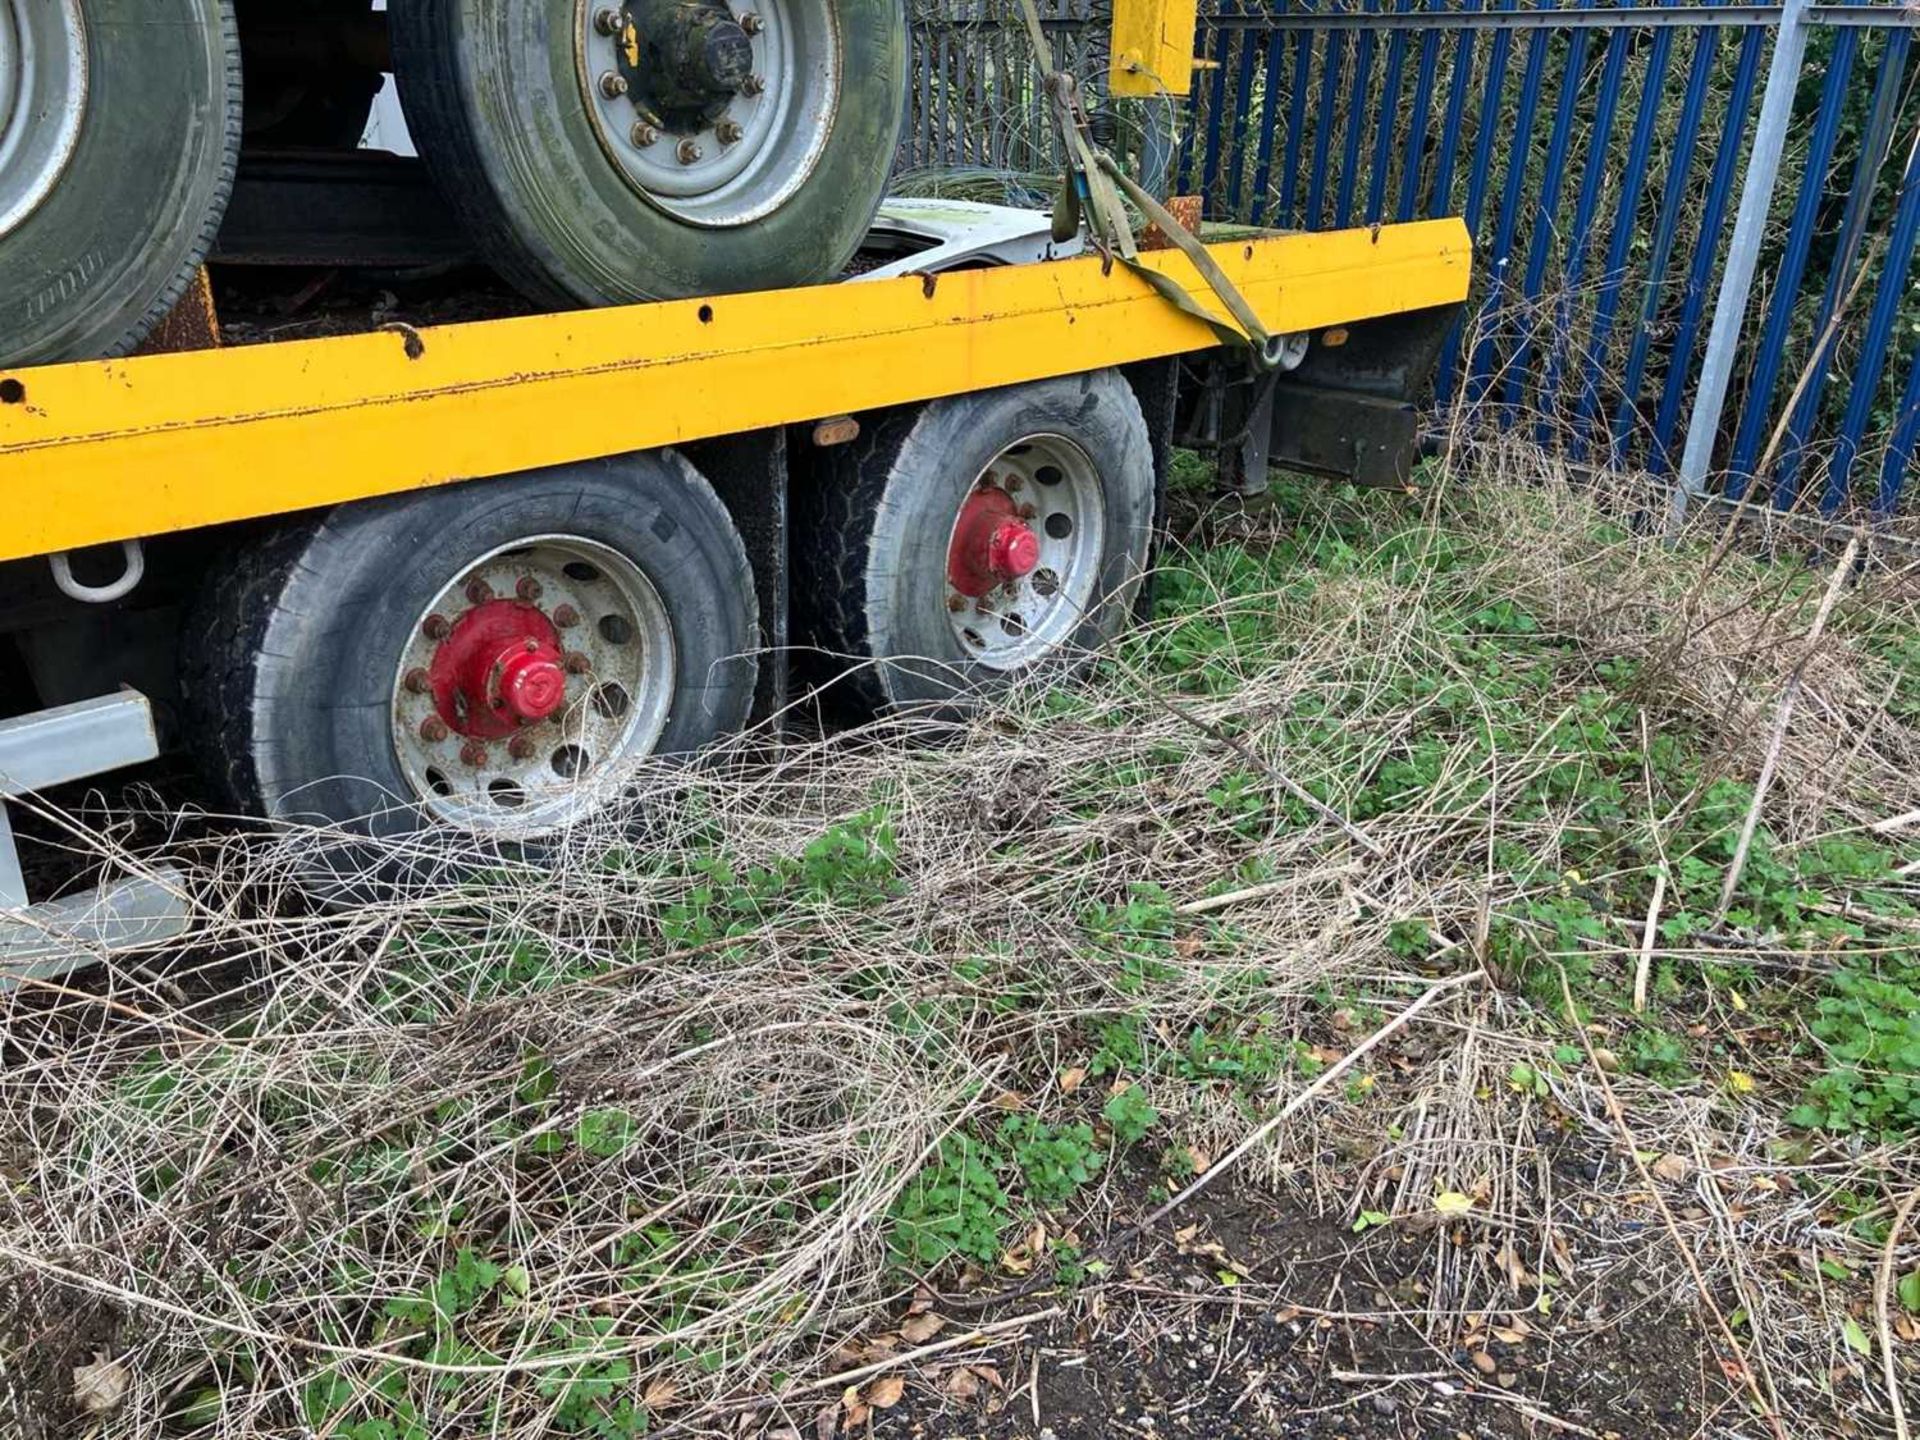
[0,0,236,364]
[862,372,1156,710]
[445,0,906,301]
[248,453,758,838]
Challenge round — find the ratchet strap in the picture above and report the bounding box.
[1012,0,1286,369]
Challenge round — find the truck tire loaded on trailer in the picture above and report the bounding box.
[0,0,1472,977]
[0,0,907,365]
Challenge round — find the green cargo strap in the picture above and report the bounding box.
[1013,0,1286,369]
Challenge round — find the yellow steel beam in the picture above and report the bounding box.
[0,222,1470,565]
[1109,0,1201,97]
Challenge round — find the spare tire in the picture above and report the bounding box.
[389,0,906,307]
[0,0,241,366]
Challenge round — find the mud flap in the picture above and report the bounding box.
[1269,303,1459,490]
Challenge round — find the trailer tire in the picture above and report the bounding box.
[795,371,1157,716]
[390,0,906,307]
[182,454,759,857]
[0,0,242,367]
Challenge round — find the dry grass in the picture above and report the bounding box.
[1,448,1917,1438]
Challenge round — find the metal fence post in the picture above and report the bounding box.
[1671,0,1807,528]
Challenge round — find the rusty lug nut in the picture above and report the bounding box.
[403,667,432,695]
[947,594,969,613]
[516,576,544,602]
[508,735,538,762]
[1003,474,1024,493]
[460,740,490,768]
[631,122,659,147]
[423,613,451,641]
[564,652,593,676]
[676,139,703,165]
[593,6,623,34]
[599,71,629,99]
[1017,503,1038,520]
[419,716,450,744]
[552,603,582,629]
[465,578,495,605]
[739,11,765,35]
[742,74,766,96]
[716,118,744,145]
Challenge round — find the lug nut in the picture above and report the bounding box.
[716,118,744,145]
[743,74,766,96]
[739,11,765,35]
[564,652,593,676]
[460,740,489,768]
[465,578,495,605]
[599,71,629,99]
[552,603,582,629]
[1003,474,1024,493]
[423,613,451,641]
[419,716,450,743]
[403,667,431,695]
[1017,503,1038,520]
[516,576,544,602]
[947,594,969,613]
[677,139,703,165]
[593,7,623,35]
[508,735,538,761]
[631,122,659,147]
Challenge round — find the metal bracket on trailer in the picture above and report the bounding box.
[0,692,190,990]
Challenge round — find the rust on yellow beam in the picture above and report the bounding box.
[0,221,1471,565]
[1109,0,1202,97]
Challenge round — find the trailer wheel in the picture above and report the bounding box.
[389,0,906,306]
[796,371,1157,715]
[183,453,759,846]
[0,0,241,366]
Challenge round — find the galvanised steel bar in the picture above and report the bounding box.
[1673,0,1813,515]
[1723,21,1856,497]
[1771,27,1912,510]
[1651,22,1765,475]
[1609,23,1719,465]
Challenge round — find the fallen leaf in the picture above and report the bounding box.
[1434,1191,1476,1218]
[990,1090,1027,1111]
[1842,1317,1874,1360]
[814,1401,842,1439]
[866,1375,907,1409]
[972,1364,1006,1390]
[72,1353,129,1417]
[1058,1066,1088,1095]
[1470,1350,1499,1376]
[642,1377,679,1408]
[944,1367,981,1400]
[900,1313,946,1345]
[1726,1070,1755,1095]
[1650,1152,1691,1184]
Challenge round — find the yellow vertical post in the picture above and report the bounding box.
[1108,0,1200,97]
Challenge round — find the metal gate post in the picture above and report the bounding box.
[1672,0,1808,528]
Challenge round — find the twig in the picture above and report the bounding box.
[1715,535,1860,924]
[1875,1188,1919,1440]
[1633,866,1667,1014]
[782,1307,1064,1401]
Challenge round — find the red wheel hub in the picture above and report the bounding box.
[427,600,570,740]
[948,487,1041,598]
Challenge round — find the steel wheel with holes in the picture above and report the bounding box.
[795,370,1158,715]
[388,0,906,307]
[0,0,240,366]
[182,453,758,857]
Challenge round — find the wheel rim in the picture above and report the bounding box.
[390,536,678,835]
[0,0,87,242]
[575,0,839,228]
[944,435,1108,673]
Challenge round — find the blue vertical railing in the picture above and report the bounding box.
[905,1,1920,520]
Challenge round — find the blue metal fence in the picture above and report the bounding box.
[907,2,1920,522]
